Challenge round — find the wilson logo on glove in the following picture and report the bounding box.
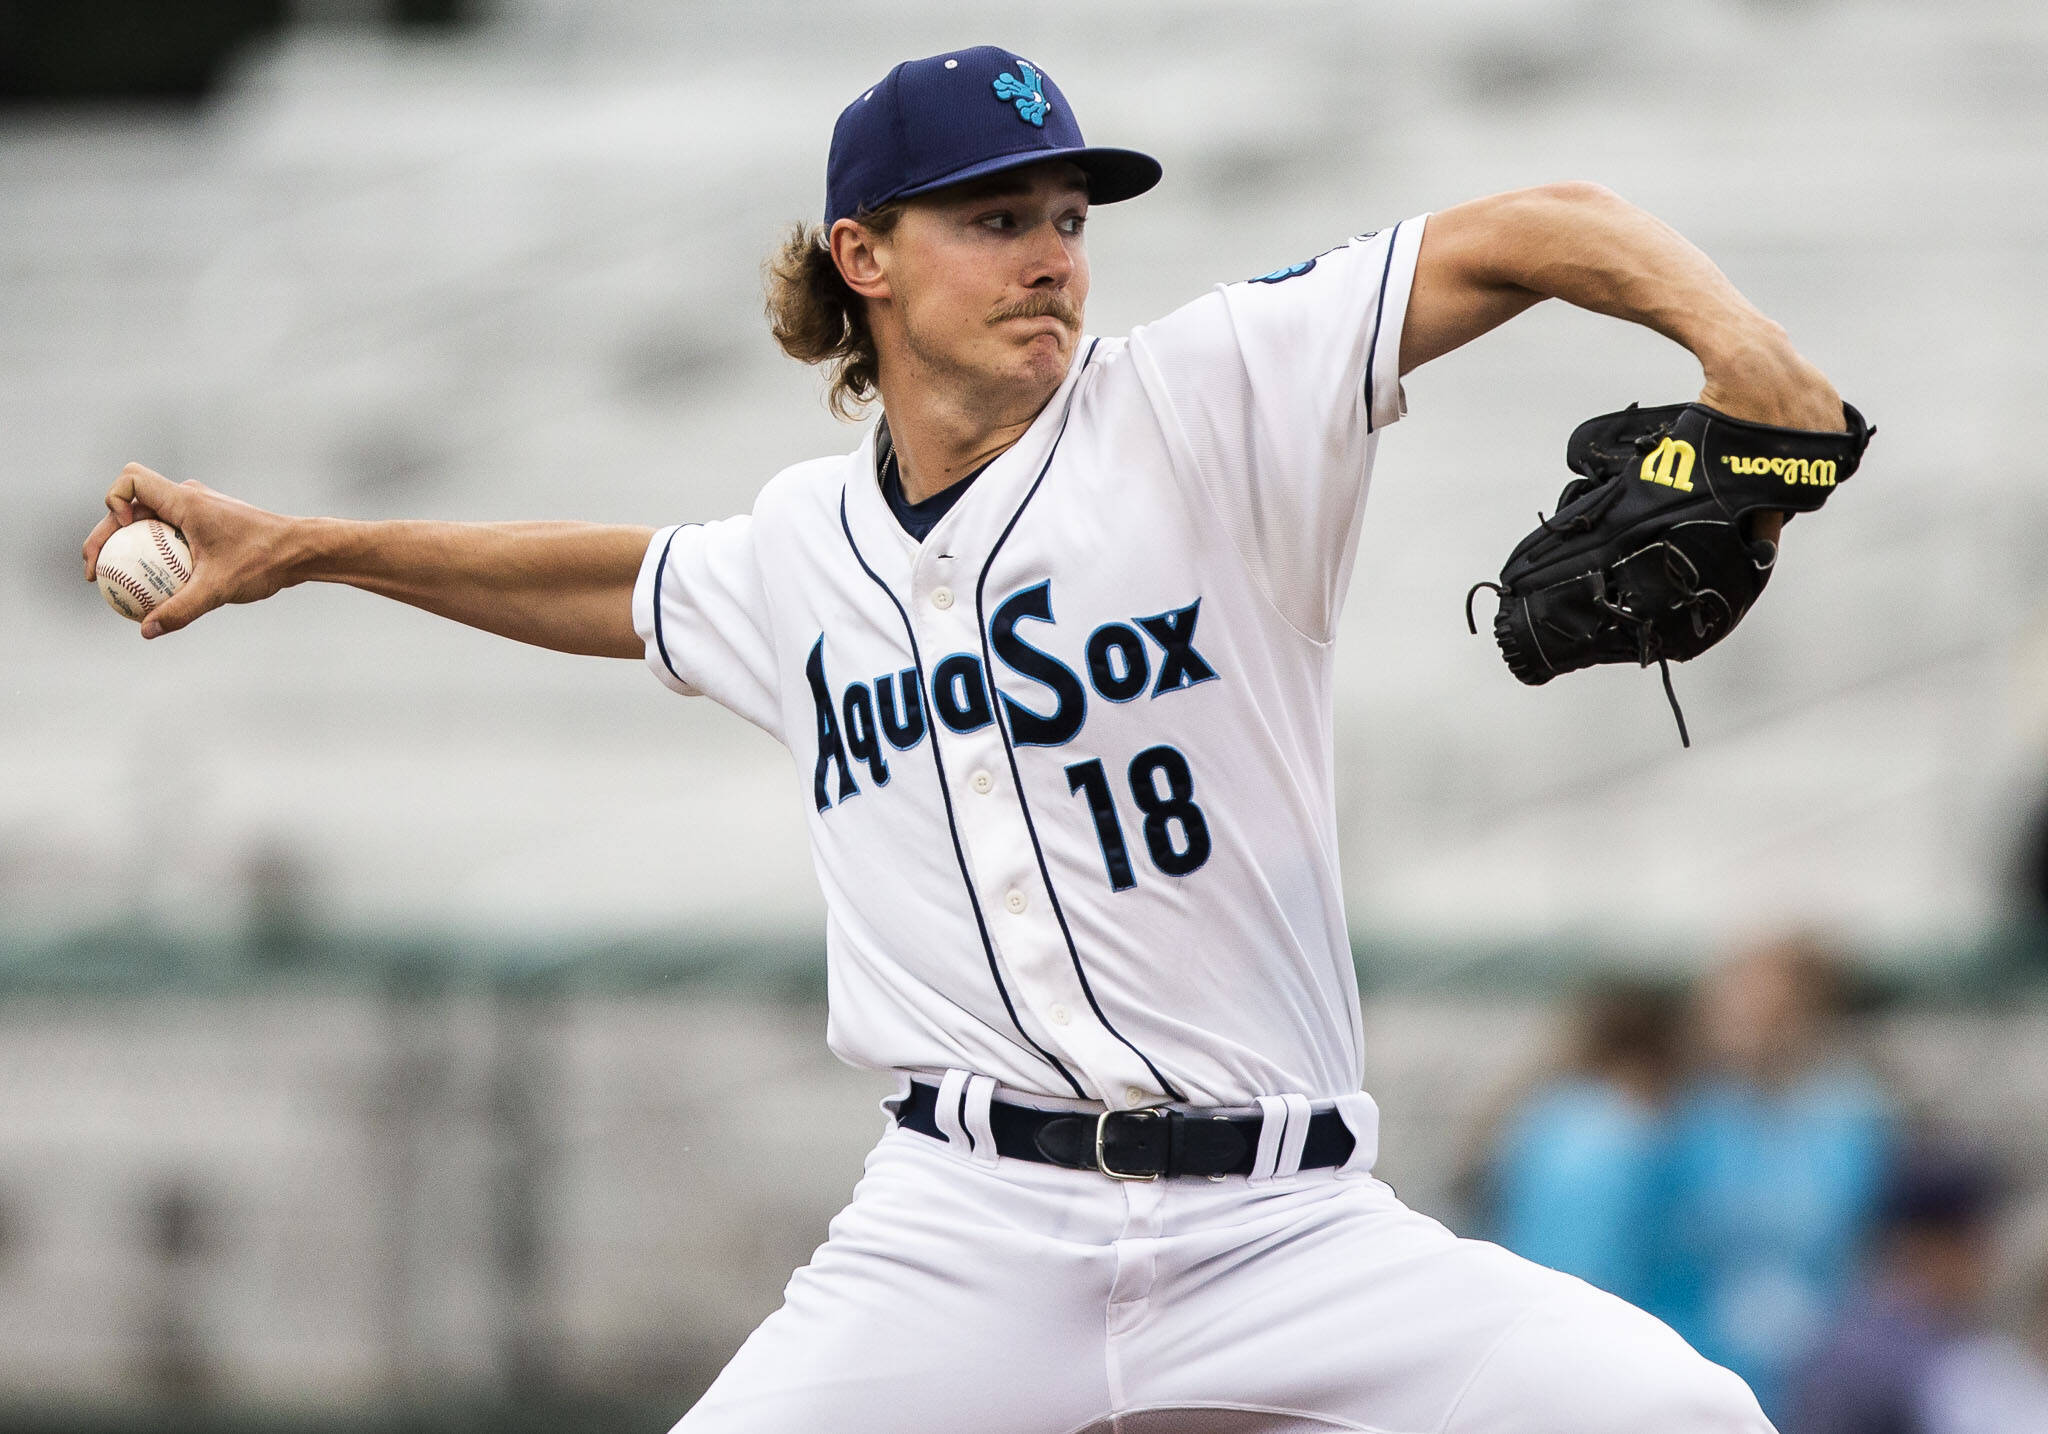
[1721,454,1840,486]
[1637,437,1696,492]
[1468,399,1873,747]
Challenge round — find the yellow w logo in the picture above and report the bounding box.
[1639,437,1696,493]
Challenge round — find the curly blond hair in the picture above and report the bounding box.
[762,207,903,420]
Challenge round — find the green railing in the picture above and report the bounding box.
[3,923,2045,1002]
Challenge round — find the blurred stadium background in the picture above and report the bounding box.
[3,0,2047,1429]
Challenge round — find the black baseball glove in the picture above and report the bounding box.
[1468,399,1874,745]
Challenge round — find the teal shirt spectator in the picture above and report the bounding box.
[1655,1060,1895,1424]
[1493,1077,1672,1312]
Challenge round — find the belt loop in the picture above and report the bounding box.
[1334,1091,1380,1175]
[880,1070,915,1131]
[1274,1093,1312,1178]
[962,1075,1000,1166]
[1249,1095,1288,1181]
[933,1069,973,1156]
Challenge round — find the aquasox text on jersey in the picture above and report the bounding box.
[806,583,1221,889]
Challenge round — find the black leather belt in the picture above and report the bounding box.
[897,1080,1355,1180]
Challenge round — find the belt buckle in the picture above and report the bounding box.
[1095,1108,1165,1182]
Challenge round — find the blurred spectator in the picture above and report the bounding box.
[1924,1284,2048,1434]
[1485,979,1686,1311]
[1658,935,1897,1424]
[1792,1147,2048,1434]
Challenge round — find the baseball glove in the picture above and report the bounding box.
[1467,399,1873,746]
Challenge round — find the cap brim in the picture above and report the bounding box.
[895,145,1162,208]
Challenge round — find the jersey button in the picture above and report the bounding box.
[1004,888,1027,914]
[931,586,955,610]
[970,770,994,795]
[1050,1004,1071,1027]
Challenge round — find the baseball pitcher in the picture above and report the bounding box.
[84,46,1870,1434]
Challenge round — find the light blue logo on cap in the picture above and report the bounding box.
[993,61,1050,127]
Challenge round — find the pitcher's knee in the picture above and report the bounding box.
[1446,1285,1773,1434]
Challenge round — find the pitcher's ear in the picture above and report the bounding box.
[831,217,892,301]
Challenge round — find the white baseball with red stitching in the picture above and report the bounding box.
[95,519,193,622]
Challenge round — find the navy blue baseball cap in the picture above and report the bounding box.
[825,47,1161,226]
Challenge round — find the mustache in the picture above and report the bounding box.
[989,292,1081,328]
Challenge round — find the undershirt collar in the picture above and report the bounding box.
[876,419,991,543]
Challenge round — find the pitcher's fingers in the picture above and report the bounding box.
[139,582,220,640]
[83,512,120,579]
[105,464,182,525]
[124,464,188,516]
[100,491,160,530]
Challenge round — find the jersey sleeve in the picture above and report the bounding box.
[632,518,786,743]
[1129,215,1428,642]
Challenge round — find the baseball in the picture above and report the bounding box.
[95,519,192,622]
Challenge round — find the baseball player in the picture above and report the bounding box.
[87,46,1855,1434]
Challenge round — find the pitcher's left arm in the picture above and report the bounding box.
[1399,182,1844,462]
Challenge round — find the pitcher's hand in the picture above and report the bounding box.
[84,464,301,638]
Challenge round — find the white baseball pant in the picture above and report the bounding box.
[674,1082,1773,1434]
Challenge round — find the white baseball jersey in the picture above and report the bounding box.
[635,218,1426,1111]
